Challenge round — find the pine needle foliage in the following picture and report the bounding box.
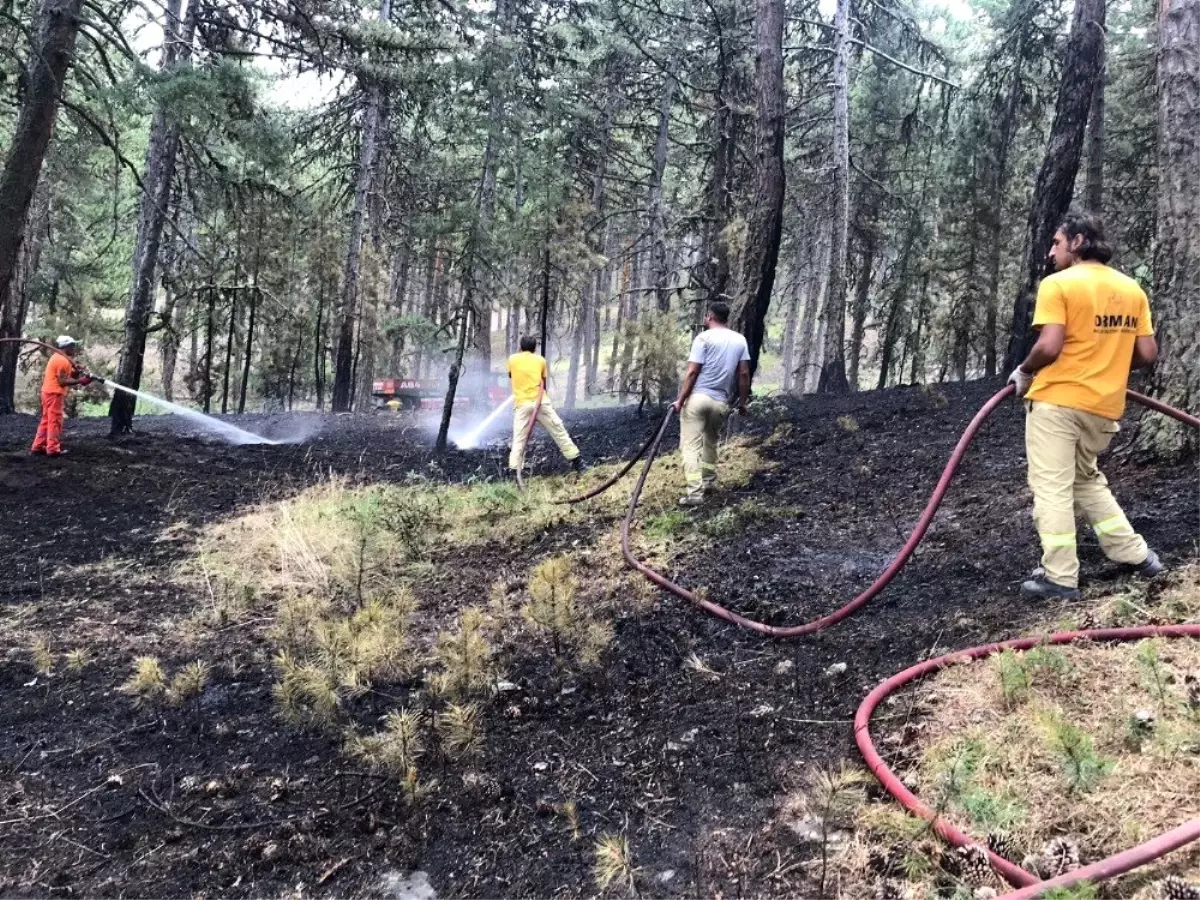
[122,656,168,706]
[347,708,425,776]
[168,661,211,705]
[593,832,636,892]
[30,638,53,676]
[433,607,494,698]
[437,702,483,760]
[522,556,613,668]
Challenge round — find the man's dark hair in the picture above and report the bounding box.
[1058,211,1114,264]
[707,301,731,324]
[519,335,538,352]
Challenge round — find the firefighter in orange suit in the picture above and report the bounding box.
[31,336,94,457]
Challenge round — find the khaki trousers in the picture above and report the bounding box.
[1025,400,1148,588]
[680,393,730,499]
[509,399,579,470]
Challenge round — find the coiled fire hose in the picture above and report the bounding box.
[566,384,1199,896]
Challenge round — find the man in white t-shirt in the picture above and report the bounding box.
[671,301,750,507]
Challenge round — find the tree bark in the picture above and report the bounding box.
[0,0,84,414]
[734,0,786,377]
[846,238,876,390]
[648,63,678,313]
[1084,9,1107,213]
[109,0,195,434]
[331,0,391,412]
[0,178,51,413]
[1003,0,1106,372]
[1143,0,1199,454]
[818,0,852,393]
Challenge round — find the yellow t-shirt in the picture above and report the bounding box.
[507,352,547,405]
[1026,261,1153,420]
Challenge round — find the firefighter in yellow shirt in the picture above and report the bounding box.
[1008,212,1162,600]
[507,336,585,474]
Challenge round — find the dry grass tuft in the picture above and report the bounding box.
[65,648,90,674]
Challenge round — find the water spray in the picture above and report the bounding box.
[453,395,514,450]
[0,336,282,446]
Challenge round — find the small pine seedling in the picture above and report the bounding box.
[65,648,90,674]
[122,656,167,706]
[437,702,483,760]
[30,638,54,676]
[593,833,636,892]
[169,661,211,705]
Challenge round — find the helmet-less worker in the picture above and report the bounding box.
[1008,212,1163,601]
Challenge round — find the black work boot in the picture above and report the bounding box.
[571,457,588,474]
[1128,549,1165,578]
[1020,575,1081,601]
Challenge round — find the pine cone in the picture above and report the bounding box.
[873,877,904,900]
[1162,876,1200,900]
[955,845,994,887]
[1037,837,1081,877]
[987,832,1019,863]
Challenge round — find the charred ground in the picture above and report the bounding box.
[0,379,1196,898]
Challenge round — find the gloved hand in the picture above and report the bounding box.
[1008,366,1034,398]
[77,375,93,386]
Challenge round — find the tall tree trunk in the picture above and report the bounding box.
[203,284,216,413]
[435,289,472,452]
[648,63,677,313]
[846,239,876,390]
[1143,0,1199,453]
[795,235,829,392]
[982,62,1026,377]
[818,0,852,393]
[1003,0,1106,372]
[238,287,257,414]
[1084,12,1107,213]
[735,0,785,377]
[0,0,84,414]
[388,245,410,371]
[109,0,195,433]
[780,278,804,393]
[331,0,391,412]
[0,178,51,412]
[696,23,734,306]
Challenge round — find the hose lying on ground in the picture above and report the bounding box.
[578,383,1200,895]
[854,626,1200,898]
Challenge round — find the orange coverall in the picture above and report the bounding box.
[31,352,75,455]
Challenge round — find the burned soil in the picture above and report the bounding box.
[1,380,1196,898]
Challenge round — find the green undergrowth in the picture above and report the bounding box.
[826,565,1200,900]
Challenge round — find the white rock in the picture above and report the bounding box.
[379,870,437,900]
[824,662,848,678]
[774,660,795,675]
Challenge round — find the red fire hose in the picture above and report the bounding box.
[582,385,1199,896]
[855,626,1200,897]
[617,386,1198,637]
[618,387,1015,635]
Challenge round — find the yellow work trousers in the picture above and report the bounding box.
[509,399,579,470]
[680,393,730,499]
[1025,400,1148,588]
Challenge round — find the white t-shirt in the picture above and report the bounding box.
[688,327,750,404]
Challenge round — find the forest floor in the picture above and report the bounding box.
[0,379,1196,899]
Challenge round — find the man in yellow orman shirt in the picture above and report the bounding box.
[1008,212,1163,601]
[507,336,584,474]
